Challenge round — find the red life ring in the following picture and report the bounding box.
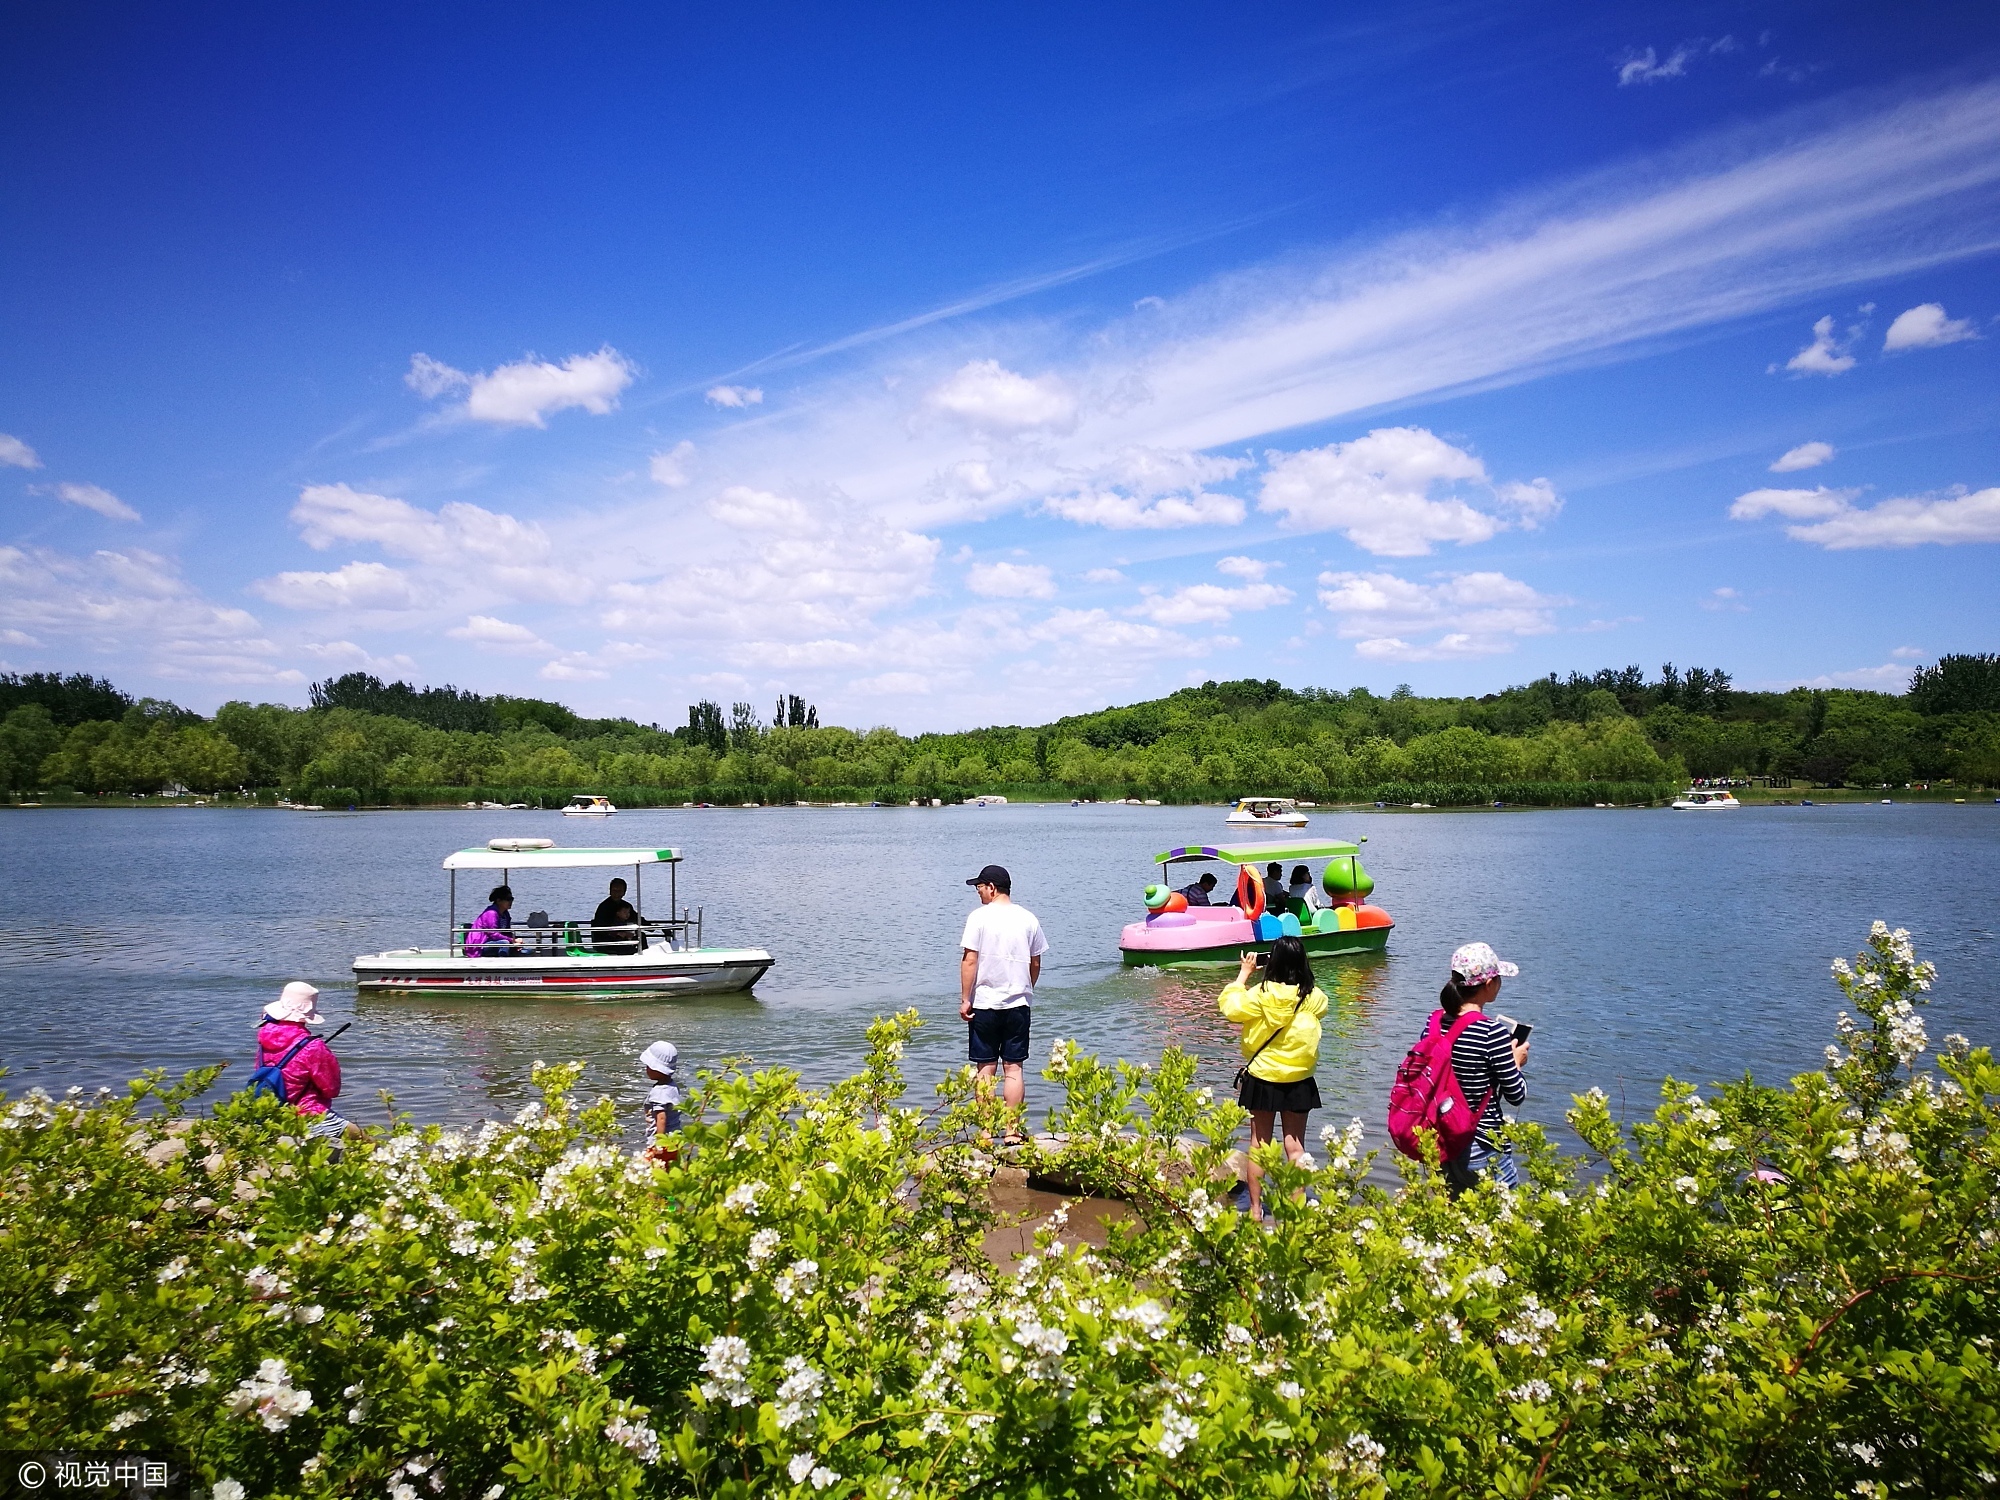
[1234,864,1265,919]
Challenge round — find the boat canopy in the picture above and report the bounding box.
[1156,839,1358,865]
[442,845,681,871]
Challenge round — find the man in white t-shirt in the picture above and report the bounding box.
[958,863,1048,1115]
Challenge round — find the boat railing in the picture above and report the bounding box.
[451,909,704,957]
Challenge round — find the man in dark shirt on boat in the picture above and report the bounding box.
[593,878,643,954]
[1177,872,1218,906]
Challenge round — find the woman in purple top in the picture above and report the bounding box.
[465,884,518,957]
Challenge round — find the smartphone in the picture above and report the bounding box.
[1511,1021,1533,1044]
[1252,951,1269,966]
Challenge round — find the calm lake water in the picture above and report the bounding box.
[2,803,1996,1170]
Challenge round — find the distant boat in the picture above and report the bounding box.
[1226,796,1309,828]
[966,794,1009,807]
[561,794,617,817]
[1671,788,1740,810]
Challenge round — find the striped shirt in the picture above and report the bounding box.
[1421,1011,1525,1147]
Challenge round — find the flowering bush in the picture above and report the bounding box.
[1,928,1996,1497]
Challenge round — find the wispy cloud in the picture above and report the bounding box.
[1770,441,1835,472]
[1732,482,2000,548]
[406,348,636,426]
[48,481,141,522]
[0,434,40,470]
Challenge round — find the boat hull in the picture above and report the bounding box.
[352,946,772,997]
[1224,813,1308,827]
[1120,925,1389,967]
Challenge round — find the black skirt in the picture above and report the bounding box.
[1237,1072,1322,1114]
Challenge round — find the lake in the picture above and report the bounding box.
[2,802,1996,1173]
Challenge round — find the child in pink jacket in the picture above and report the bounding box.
[258,982,348,1144]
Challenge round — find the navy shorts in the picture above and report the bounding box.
[968,1005,1032,1065]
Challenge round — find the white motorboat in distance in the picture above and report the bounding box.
[353,840,772,997]
[561,794,618,816]
[1671,788,1741,810]
[1225,796,1309,828]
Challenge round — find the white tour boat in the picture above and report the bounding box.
[1671,788,1741,810]
[560,794,617,816]
[1225,796,1310,828]
[352,840,773,997]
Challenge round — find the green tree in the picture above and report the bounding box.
[0,704,63,791]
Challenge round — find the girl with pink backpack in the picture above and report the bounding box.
[1386,942,1530,1193]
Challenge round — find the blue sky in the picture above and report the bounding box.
[2,1,1997,730]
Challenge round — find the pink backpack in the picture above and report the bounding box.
[1387,1008,1493,1163]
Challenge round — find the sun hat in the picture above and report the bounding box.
[641,1041,678,1078]
[265,981,324,1025]
[1449,942,1519,985]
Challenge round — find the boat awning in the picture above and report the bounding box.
[1156,840,1358,865]
[442,846,681,870]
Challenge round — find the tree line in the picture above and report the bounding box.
[1,656,1996,800]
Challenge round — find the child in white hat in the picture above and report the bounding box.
[641,1041,683,1161]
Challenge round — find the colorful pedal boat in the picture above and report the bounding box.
[1118,838,1393,968]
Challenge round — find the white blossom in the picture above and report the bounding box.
[226,1357,313,1431]
[722,1180,767,1215]
[1156,1405,1198,1458]
[603,1414,660,1464]
[1673,1175,1701,1205]
[213,1483,245,1500]
[775,1259,819,1304]
[774,1357,826,1430]
[699,1334,754,1406]
[747,1228,781,1267]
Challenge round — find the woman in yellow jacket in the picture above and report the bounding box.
[1218,935,1327,1219]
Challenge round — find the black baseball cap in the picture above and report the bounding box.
[966,864,1011,891]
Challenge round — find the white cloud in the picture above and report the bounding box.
[708,485,811,531]
[1082,567,1126,584]
[1890,645,1924,660]
[1782,486,2000,549]
[649,440,696,488]
[925,359,1075,434]
[1132,579,1294,626]
[1025,608,1209,661]
[1728,485,1858,521]
[1042,447,1250,530]
[0,544,289,683]
[1258,427,1558,556]
[300,639,419,675]
[0,434,40,469]
[1317,568,1565,658]
[1883,302,1977,352]
[253,560,424,611]
[1770,441,1835,472]
[706,385,765,409]
[1701,586,1750,612]
[1618,44,1693,86]
[407,348,636,426]
[50,482,141,523]
[404,353,469,399]
[1779,663,1917,690]
[1043,488,1244,529]
[1783,315,1856,376]
[966,561,1057,600]
[447,614,553,652]
[539,657,609,682]
[1215,555,1271,581]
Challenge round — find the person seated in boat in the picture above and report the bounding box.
[1262,862,1291,915]
[1177,871,1218,906]
[593,877,644,954]
[464,885,520,957]
[1291,864,1328,912]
